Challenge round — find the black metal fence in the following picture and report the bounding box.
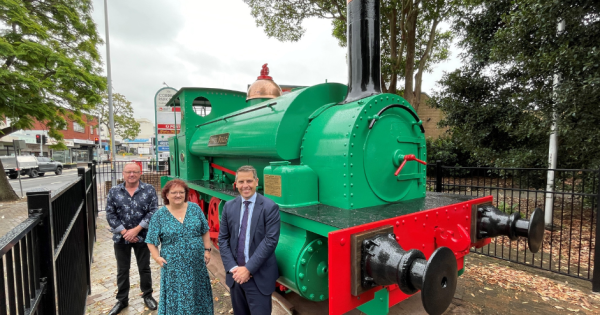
[0,164,98,314]
[94,160,169,212]
[427,161,599,289]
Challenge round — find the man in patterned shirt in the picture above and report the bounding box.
[106,162,158,315]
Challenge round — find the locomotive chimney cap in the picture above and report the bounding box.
[247,63,282,101]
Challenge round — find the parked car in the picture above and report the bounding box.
[36,157,63,176]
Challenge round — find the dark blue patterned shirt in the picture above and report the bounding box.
[105,181,158,244]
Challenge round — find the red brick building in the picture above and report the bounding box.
[0,112,101,163]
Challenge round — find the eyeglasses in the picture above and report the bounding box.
[169,191,186,196]
[123,171,140,175]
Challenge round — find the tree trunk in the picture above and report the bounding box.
[403,4,419,106]
[0,159,21,202]
[413,18,440,112]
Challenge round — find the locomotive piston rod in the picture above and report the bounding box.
[361,233,457,315]
[476,205,545,253]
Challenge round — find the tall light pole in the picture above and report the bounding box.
[104,0,117,185]
[544,20,565,230]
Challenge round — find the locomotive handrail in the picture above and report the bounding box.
[368,104,425,133]
[195,101,278,128]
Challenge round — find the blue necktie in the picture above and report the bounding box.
[237,201,251,266]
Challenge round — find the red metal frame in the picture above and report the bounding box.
[211,163,236,175]
[208,197,221,249]
[327,196,492,315]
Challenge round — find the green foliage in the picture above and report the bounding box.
[244,0,453,108]
[497,202,524,218]
[94,93,140,141]
[0,0,106,149]
[433,0,600,169]
[426,136,472,166]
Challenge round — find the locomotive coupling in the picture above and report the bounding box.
[476,205,544,253]
[361,233,457,315]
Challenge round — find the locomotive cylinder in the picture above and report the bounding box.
[476,205,545,253]
[361,233,457,315]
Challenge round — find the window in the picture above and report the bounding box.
[90,127,93,135]
[192,97,212,117]
[73,122,85,133]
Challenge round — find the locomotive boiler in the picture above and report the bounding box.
[160,0,544,314]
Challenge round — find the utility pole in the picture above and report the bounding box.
[104,0,117,185]
[544,20,565,230]
[97,114,103,163]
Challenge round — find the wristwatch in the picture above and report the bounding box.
[204,248,211,252]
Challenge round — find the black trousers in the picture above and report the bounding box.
[114,242,153,303]
[230,278,272,315]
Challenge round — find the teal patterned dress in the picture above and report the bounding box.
[146,203,213,315]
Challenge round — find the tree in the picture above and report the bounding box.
[93,93,140,160]
[244,0,453,111]
[0,0,106,201]
[432,0,600,169]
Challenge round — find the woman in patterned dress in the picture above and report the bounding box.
[146,179,214,314]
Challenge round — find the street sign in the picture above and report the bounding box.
[13,140,26,151]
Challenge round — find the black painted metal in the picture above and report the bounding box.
[594,169,600,291]
[476,205,544,253]
[427,163,600,287]
[6,249,16,315]
[368,104,425,133]
[435,160,442,193]
[94,161,168,212]
[0,167,98,314]
[0,256,5,315]
[28,189,57,314]
[361,233,457,315]
[343,0,381,103]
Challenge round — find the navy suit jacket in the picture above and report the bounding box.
[218,193,281,295]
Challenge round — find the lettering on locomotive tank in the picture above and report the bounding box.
[208,133,230,147]
[264,175,282,197]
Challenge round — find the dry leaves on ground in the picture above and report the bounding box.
[463,263,600,311]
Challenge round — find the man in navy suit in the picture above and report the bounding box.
[218,165,281,315]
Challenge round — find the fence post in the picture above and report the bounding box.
[27,189,57,313]
[78,167,92,294]
[167,156,171,176]
[593,169,600,292]
[435,160,443,193]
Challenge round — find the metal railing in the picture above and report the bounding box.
[94,160,169,212]
[0,163,98,314]
[427,161,599,290]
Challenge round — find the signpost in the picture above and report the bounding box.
[12,139,24,197]
[154,87,178,171]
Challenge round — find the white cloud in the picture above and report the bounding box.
[91,0,461,123]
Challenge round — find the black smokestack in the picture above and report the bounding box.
[343,0,381,104]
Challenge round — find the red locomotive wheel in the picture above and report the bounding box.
[208,197,221,249]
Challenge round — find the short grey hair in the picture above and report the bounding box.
[235,165,257,180]
[123,162,141,171]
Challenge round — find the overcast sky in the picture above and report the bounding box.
[90,0,462,123]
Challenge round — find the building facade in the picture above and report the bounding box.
[0,113,103,163]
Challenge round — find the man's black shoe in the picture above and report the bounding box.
[108,301,128,315]
[144,296,158,310]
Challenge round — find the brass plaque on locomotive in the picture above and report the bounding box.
[208,133,230,147]
[264,175,282,197]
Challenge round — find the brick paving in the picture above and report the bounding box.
[0,199,28,237]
